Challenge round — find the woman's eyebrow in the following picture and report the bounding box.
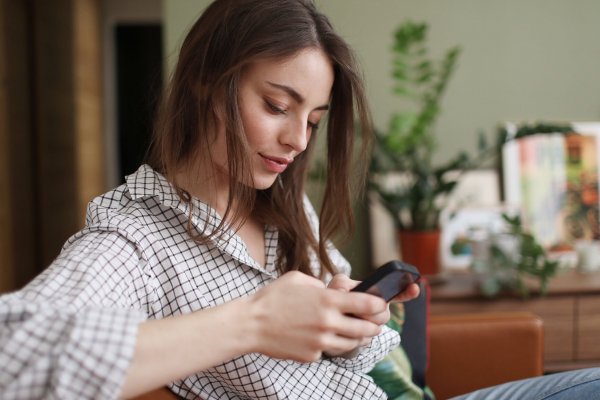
[266,81,329,110]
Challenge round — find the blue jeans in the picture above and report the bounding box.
[452,368,600,400]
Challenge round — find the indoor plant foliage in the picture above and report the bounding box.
[368,21,574,277]
[472,214,560,298]
[369,22,576,233]
[368,21,468,275]
[369,21,465,233]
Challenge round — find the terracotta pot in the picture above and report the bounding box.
[398,229,441,276]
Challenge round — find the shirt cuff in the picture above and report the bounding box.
[326,326,400,373]
[53,306,147,399]
[1,301,146,399]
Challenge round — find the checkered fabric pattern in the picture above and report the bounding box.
[0,164,399,399]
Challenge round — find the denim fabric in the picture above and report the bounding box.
[452,368,600,400]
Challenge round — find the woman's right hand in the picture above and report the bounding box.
[246,271,388,362]
[122,271,387,397]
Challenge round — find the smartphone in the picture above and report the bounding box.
[351,260,421,302]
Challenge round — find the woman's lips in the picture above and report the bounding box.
[260,154,292,173]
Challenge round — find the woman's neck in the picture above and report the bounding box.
[174,165,232,218]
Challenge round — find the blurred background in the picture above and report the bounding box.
[2,0,600,292]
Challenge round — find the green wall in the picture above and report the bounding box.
[314,0,600,161]
[165,0,600,162]
[163,0,600,274]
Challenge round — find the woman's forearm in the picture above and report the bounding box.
[120,271,389,398]
[121,297,252,398]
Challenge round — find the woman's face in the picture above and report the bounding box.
[215,48,334,190]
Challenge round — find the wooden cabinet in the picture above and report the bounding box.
[429,271,600,372]
[578,296,600,362]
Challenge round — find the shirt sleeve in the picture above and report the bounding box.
[0,231,148,399]
[326,326,400,373]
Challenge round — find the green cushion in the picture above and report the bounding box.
[368,303,435,400]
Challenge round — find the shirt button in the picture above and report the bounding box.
[326,366,334,377]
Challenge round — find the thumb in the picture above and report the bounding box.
[328,273,360,292]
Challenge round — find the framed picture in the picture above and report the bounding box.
[440,206,511,270]
[502,122,600,247]
[438,169,502,270]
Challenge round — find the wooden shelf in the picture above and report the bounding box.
[429,270,600,372]
[430,269,600,299]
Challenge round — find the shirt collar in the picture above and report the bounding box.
[125,164,216,224]
[125,164,277,275]
[126,164,182,207]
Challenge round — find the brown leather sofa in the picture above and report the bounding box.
[427,311,544,399]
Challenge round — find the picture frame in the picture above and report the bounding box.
[501,122,600,247]
[439,169,502,270]
[440,206,511,270]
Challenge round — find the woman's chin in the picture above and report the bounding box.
[251,175,279,190]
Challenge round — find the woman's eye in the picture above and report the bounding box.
[308,121,320,131]
[266,100,286,115]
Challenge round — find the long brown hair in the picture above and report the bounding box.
[147,0,373,279]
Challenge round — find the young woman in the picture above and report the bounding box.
[3,1,599,399]
[0,1,419,399]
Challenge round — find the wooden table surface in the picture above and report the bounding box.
[429,269,600,300]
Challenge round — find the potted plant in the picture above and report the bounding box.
[368,21,573,276]
[369,21,466,275]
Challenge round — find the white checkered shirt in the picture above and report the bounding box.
[0,164,399,399]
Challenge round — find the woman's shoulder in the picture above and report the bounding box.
[86,184,149,235]
[86,164,186,228]
[81,165,178,250]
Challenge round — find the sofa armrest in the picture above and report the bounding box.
[427,312,544,399]
[132,387,180,400]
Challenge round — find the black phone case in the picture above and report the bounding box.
[351,260,421,301]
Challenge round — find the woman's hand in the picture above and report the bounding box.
[327,274,420,319]
[246,271,388,362]
[122,272,420,397]
[327,274,390,325]
[325,274,421,357]
[390,281,421,303]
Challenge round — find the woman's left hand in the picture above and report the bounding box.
[325,274,419,357]
[327,274,420,325]
[389,282,420,303]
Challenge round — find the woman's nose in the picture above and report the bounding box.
[281,119,309,152]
